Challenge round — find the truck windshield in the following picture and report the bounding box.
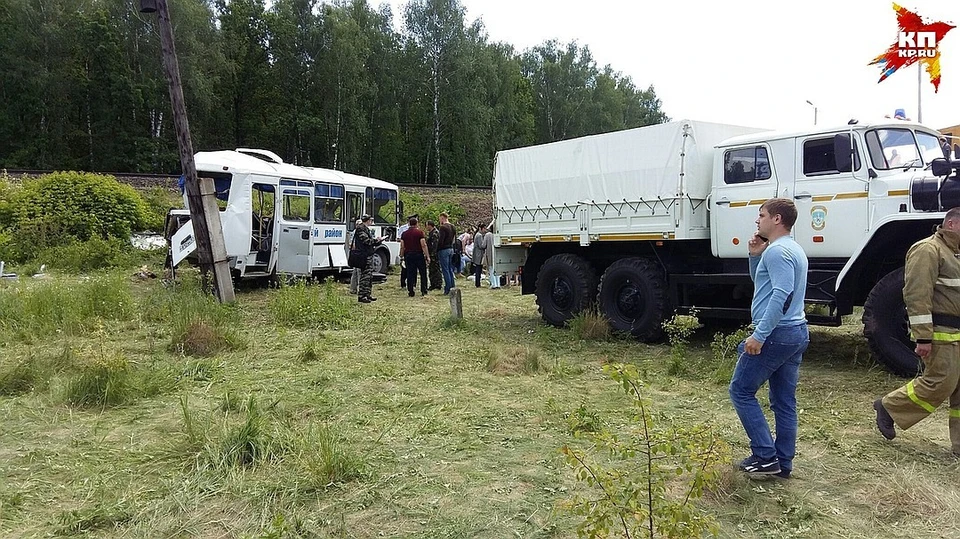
[866,128,942,170]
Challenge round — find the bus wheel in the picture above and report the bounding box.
[535,254,598,327]
[371,249,390,275]
[598,257,667,341]
[863,267,922,377]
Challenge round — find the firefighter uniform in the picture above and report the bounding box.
[881,227,960,453]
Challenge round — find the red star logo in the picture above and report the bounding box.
[869,3,955,92]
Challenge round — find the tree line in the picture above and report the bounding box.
[0,0,668,185]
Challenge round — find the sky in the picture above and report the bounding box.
[385,0,960,132]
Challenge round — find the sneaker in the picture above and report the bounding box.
[408,291,415,297]
[738,455,781,475]
[773,469,791,479]
[358,296,372,304]
[874,399,896,440]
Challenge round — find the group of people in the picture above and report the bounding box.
[397,213,495,297]
[731,199,960,482]
[356,198,960,478]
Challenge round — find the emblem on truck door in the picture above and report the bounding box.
[811,205,827,231]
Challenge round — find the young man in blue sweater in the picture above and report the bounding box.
[730,198,809,478]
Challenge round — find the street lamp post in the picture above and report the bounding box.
[805,100,818,126]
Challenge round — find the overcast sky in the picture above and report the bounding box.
[385,0,959,131]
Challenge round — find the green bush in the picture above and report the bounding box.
[140,186,182,232]
[0,171,153,264]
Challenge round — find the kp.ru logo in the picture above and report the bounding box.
[869,3,955,92]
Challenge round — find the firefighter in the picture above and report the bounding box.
[874,207,960,455]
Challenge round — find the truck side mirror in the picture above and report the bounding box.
[931,158,953,177]
[833,133,854,173]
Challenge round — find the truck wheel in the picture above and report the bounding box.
[863,268,922,377]
[536,254,598,327]
[598,257,667,341]
[371,248,390,275]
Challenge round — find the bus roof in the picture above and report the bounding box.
[194,149,399,191]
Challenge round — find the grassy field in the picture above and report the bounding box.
[1,265,960,538]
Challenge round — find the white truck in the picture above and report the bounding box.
[165,148,402,280]
[492,119,958,376]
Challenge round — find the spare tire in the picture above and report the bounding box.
[535,253,598,327]
[598,257,668,341]
[863,267,922,377]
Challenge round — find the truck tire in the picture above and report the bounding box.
[598,257,668,341]
[536,254,598,327]
[863,268,922,377]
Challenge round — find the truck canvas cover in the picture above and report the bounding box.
[493,120,770,211]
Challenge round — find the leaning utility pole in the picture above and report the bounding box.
[140,0,235,303]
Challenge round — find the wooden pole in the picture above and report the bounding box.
[155,0,234,303]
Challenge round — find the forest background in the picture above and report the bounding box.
[0,0,669,185]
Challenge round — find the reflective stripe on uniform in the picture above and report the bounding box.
[937,278,960,287]
[951,409,960,418]
[906,381,937,413]
[910,314,934,324]
[932,331,960,342]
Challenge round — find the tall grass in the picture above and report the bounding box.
[141,277,244,356]
[0,273,134,341]
[178,396,365,483]
[270,280,356,329]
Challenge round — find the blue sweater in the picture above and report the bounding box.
[749,236,808,343]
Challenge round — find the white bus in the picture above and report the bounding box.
[165,148,401,280]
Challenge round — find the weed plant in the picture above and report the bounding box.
[178,396,365,483]
[710,325,752,384]
[568,309,611,340]
[158,280,244,356]
[485,345,543,375]
[663,312,702,376]
[64,353,133,407]
[270,280,356,330]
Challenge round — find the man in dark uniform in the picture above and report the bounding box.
[354,214,382,303]
[426,220,442,290]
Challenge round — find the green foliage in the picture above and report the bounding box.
[156,280,245,357]
[12,172,151,238]
[64,352,133,408]
[35,237,138,273]
[179,395,365,482]
[0,274,134,342]
[139,187,182,232]
[270,280,357,330]
[710,325,752,384]
[400,192,466,225]
[562,363,727,539]
[0,172,155,267]
[297,339,321,363]
[569,309,611,341]
[662,312,702,376]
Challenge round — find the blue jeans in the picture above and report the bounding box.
[729,323,809,473]
[439,248,455,293]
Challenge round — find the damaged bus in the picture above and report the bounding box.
[164,148,401,280]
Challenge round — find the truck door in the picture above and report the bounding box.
[791,135,867,257]
[276,181,314,275]
[711,145,778,257]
